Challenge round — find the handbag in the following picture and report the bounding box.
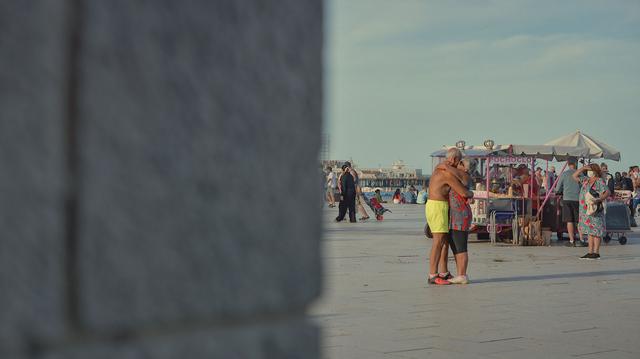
[424,223,433,239]
[587,182,604,215]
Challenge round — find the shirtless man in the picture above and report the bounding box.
[426,148,474,285]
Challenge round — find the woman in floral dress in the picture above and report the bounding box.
[573,164,610,259]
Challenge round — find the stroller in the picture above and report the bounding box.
[364,194,391,220]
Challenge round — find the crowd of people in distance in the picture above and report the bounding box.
[611,166,640,218]
[392,187,419,204]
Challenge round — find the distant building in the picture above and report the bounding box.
[358,160,427,191]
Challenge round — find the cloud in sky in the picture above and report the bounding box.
[325,0,640,171]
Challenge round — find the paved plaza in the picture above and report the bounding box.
[312,204,640,359]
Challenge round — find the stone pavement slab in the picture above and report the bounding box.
[313,204,640,358]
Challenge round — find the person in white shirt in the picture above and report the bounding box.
[326,167,337,208]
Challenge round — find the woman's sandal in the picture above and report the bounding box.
[360,217,370,220]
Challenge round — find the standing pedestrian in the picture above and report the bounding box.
[326,167,337,208]
[630,166,640,224]
[535,167,544,190]
[547,166,558,189]
[556,158,587,247]
[336,162,357,223]
[600,163,615,197]
[621,172,633,191]
[614,172,622,190]
[416,185,428,204]
[629,166,640,216]
[573,164,610,259]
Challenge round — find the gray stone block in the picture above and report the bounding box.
[40,318,319,359]
[0,0,67,353]
[75,0,323,330]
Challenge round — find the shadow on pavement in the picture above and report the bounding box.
[474,268,640,284]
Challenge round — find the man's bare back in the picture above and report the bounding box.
[428,170,452,201]
[429,168,473,201]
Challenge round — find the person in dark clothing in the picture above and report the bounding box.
[614,172,622,190]
[600,163,615,197]
[628,166,639,221]
[620,171,636,223]
[621,172,634,191]
[556,158,586,246]
[336,162,357,222]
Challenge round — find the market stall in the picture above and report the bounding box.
[545,130,621,161]
[546,130,628,243]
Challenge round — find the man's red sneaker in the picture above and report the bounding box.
[428,276,451,285]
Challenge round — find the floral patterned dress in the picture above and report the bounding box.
[578,178,607,237]
[449,190,472,231]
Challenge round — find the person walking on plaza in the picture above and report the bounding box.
[326,166,337,208]
[336,162,357,223]
[573,164,610,259]
[350,168,370,221]
[556,158,587,247]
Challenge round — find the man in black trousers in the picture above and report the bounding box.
[336,162,357,223]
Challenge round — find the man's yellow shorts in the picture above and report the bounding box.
[425,199,449,233]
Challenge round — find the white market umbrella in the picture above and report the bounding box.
[510,144,590,161]
[545,130,621,161]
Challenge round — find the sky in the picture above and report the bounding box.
[324,0,640,173]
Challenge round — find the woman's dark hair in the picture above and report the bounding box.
[394,189,401,194]
[589,163,603,178]
[615,172,621,177]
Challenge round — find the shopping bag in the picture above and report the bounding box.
[526,220,544,246]
[424,223,433,239]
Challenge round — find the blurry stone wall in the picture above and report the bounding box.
[0,0,322,358]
